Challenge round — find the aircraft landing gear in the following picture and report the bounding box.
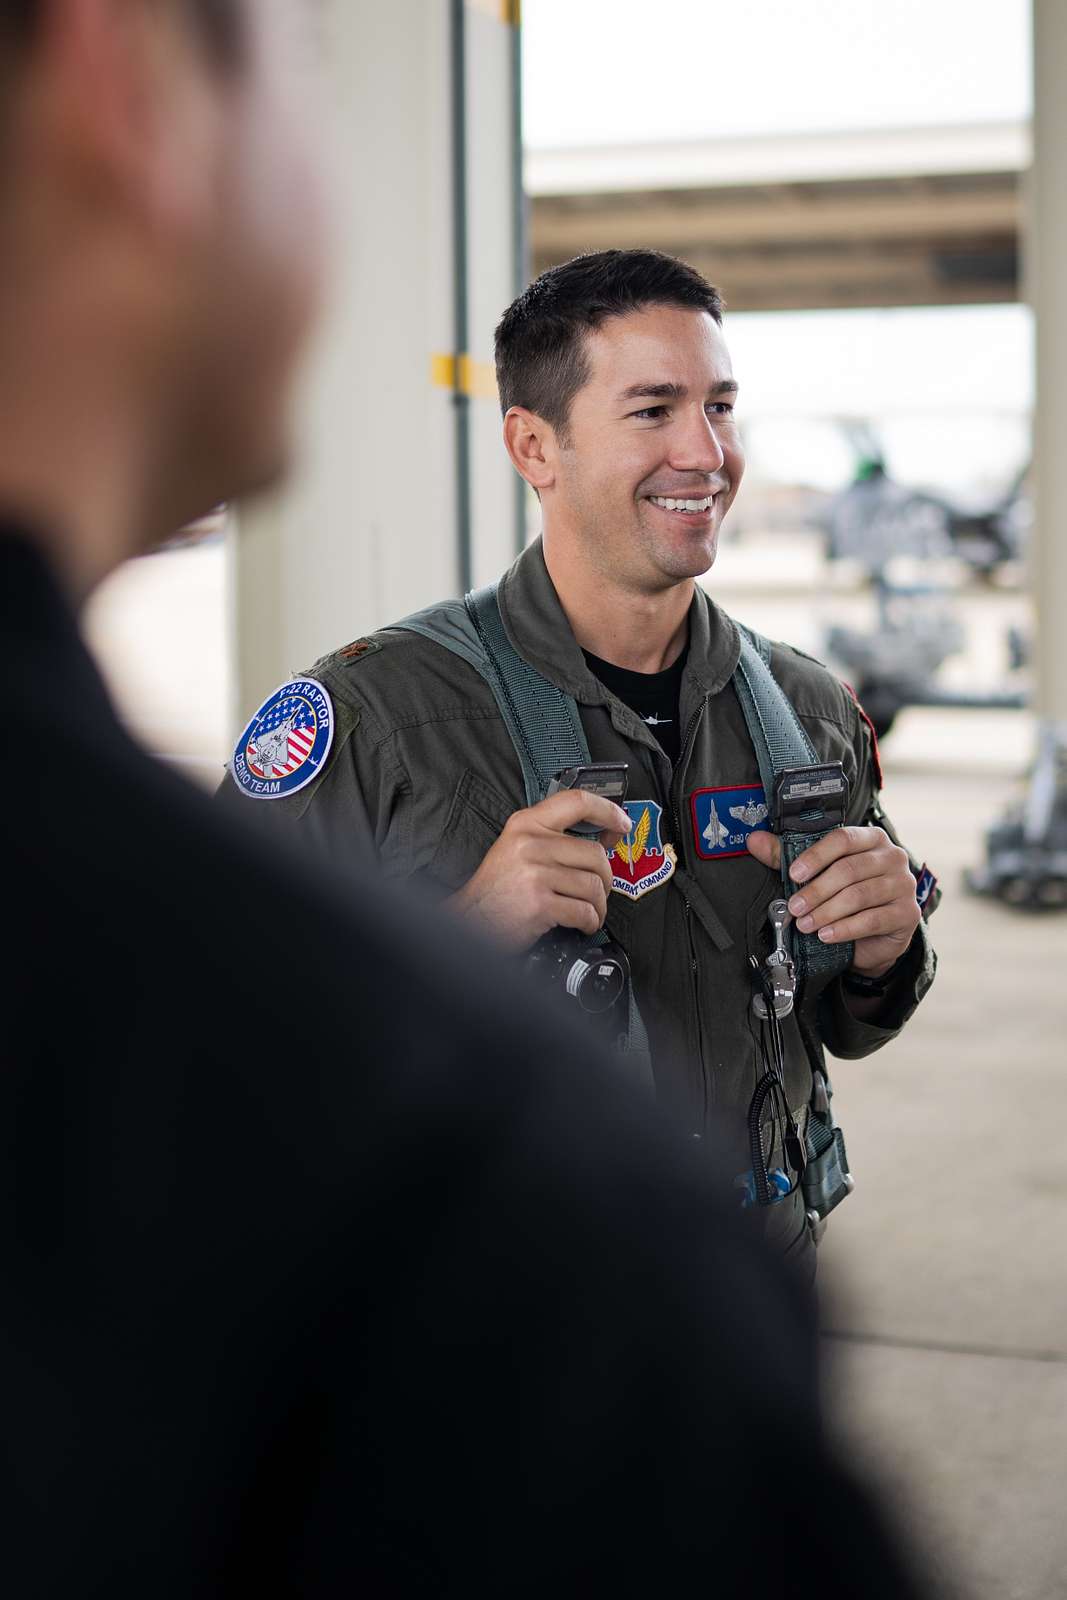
[966,723,1067,910]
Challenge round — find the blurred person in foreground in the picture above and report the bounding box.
[0,2,931,1595]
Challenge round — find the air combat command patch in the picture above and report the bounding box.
[609,800,677,899]
[690,784,771,861]
[232,677,335,800]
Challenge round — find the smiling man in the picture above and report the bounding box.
[224,249,938,1264]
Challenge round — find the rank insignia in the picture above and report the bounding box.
[338,638,381,662]
[232,677,335,801]
[690,784,771,861]
[609,800,677,900]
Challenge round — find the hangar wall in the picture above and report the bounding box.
[228,0,523,734]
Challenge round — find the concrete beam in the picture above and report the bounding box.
[526,121,1030,196]
[531,170,1020,313]
[533,179,1019,255]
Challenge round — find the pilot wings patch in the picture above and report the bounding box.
[690,784,771,861]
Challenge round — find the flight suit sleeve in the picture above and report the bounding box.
[216,673,410,877]
[816,703,939,1061]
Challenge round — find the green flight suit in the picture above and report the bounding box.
[221,539,937,1255]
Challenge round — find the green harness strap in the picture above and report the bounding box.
[393,589,853,1101]
[391,587,585,805]
[466,584,592,803]
[395,585,653,1090]
[396,595,853,985]
[733,629,855,1223]
[734,628,854,981]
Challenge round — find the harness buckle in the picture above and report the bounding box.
[772,762,850,835]
[752,899,797,1021]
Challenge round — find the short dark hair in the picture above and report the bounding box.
[495,249,724,437]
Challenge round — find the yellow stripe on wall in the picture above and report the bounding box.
[431,353,499,400]
[460,354,499,400]
[431,353,457,391]
[466,0,521,24]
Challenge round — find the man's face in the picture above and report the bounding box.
[177,0,331,506]
[550,305,744,592]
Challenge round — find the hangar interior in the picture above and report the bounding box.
[84,5,1067,1595]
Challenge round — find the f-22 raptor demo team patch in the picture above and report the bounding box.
[609,800,677,900]
[690,784,771,861]
[232,677,335,800]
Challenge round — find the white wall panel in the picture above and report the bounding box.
[231,0,521,733]
[466,4,523,588]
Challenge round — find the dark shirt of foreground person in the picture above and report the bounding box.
[0,529,930,1596]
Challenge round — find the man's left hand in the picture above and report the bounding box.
[746,825,920,978]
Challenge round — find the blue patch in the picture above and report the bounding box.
[734,1167,792,1210]
[915,863,938,914]
[232,677,334,801]
[690,784,771,861]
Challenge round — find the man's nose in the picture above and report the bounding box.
[669,407,726,476]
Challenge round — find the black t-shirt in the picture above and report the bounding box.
[583,645,689,765]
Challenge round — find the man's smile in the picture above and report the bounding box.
[645,491,721,523]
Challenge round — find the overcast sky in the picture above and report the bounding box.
[523,0,1031,148]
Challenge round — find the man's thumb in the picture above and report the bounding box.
[746,829,781,869]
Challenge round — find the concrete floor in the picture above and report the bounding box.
[85,538,1067,1599]
[816,768,1067,1600]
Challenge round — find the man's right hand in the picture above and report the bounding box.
[448,791,632,950]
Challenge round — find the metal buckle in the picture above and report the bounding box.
[773,762,850,836]
[752,899,797,1021]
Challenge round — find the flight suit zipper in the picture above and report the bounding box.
[670,697,711,1126]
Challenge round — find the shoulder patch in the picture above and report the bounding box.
[336,638,382,663]
[609,800,677,899]
[915,863,939,917]
[231,677,335,801]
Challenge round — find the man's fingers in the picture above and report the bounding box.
[462,797,626,949]
[547,866,609,920]
[807,902,918,946]
[745,829,781,869]
[535,790,632,836]
[787,824,882,884]
[551,894,605,937]
[787,852,897,915]
[552,833,614,890]
[791,874,901,932]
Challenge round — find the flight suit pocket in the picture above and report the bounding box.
[427,768,515,891]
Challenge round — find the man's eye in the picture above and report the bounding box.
[631,406,668,420]
[707,402,735,417]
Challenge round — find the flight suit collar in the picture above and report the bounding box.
[496,535,742,731]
